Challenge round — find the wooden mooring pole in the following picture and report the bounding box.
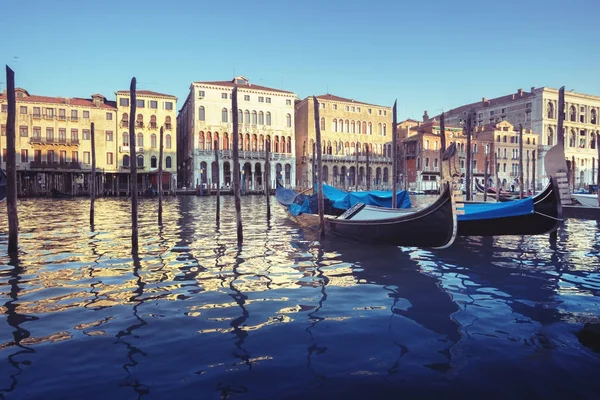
[231,86,243,244]
[597,133,600,206]
[519,124,524,199]
[532,151,536,195]
[129,78,139,250]
[483,154,489,202]
[366,145,370,190]
[439,112,447,183]
[5,66,18,253]
[526,152,530,196]
[158,126,164,225]
[90,122,96,227]
[392,100,398,208]
[264,139,271,220]
[495,153,500,202]
[465,112,472,201]
[215,139,221,223]
[313,96,324,237]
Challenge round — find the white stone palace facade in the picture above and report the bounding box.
[177,76,297,190]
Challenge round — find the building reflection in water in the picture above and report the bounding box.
[305,244,328,381]
[0,255,38,398]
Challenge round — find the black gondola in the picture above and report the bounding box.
[276,182,457,249]
[457,176,563,236]
[474,180,518,202]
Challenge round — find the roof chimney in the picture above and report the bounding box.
[530,86,535,93]
[482,97,487,102]
[422,110,429,122]
[518,88,523,96]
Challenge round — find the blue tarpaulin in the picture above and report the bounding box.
[322,184,411,210]
[460,197,534,221]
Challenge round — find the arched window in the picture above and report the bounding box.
[166,156,172,168]
[221,108,228,123]
[320,117,325,131]
[123,154,130,167]
[425,140,429,150]
[136,155,144,167]
[592,109,598,125]
[199,106,205,121]
[383,124,387,136]
[151,134,157,149]
[351,121,355,133]
[345,120,349,132]
[151,156,157,168]
[266,112,272,125]
[591,133,596,149]
[358,121,362,134]
[333,119,337,132]
[286,113,291,128]
[570,105,577,122]
[252,111,257,125]
[166,134,172,149]
[547,102,555,119]
[199,131,205,150]
[165,116,171,129]
[259,111,264,125]
[238,109,243,123]
[473,143,477,154]
[137,132,144,147]
[136,114,144,128]
[150,115,157,128]
[244,110,250,124]
[122,132,129,146]
[122,113,129,124]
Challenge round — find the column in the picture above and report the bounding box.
[219,160,225,189]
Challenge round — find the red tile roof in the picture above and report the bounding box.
[0,92,117,110]
[315,93,389,108]
[115,90,176,98]
[194,80,294,94]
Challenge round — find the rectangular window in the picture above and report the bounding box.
[83,151,90,164]
[345,106,349,111]
[83,110,90,118]
[107,152,114,165]
[46,127,54,141]
[367,108,371,114]
[320,103,325,109]
[0,125,5,136]
[1,104,7,112]
[72,151,78,163]
[198,91,205,97]
[34,150,41,163]
[33,126,41,138]
[71,109,78,120]
[357,107,361,112]
[221,93,228,99]
[20,106,27,114]
[333,105,338,110]
[33,107,41,117]
[106,112,113,120]
[47,150,55,163]
[286,99,292,106]
[164,101,173,110]
[120,98,129,107]
[501,108,506,113]
[258,96,264,103]
[378,110,382,116]
[19,126,28,137]
[106,131,113,141]
[136,99,145,108]
[83,129,91,140]
[490,110,495,116]
[46,108,55,118]
[150,100,158,109]
[20,149,28,163]
[526,103,532,109]
[71,129,79,142]
[58,109,66,120]
[244,95,250,101]
[60,151,66,163]
[59,128,66,143]
[266,97,271,103]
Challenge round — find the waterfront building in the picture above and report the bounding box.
[114,90,178,192]
[0,88,118,195]
[438,87,600,189]
[177,76,297,190]
[295,94,393,189]
[401,120,492,192]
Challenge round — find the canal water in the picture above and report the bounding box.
[0,196,599,399]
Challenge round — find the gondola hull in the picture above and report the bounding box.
[279,183,457,248]
[457,177,562,236]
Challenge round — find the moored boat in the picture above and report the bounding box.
[276,182,457,249]
[457,177,562,236]
[572,193,598,208]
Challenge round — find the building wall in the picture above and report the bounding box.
[114,91,177,179]
[295,95,394,189]
[177,77,297,190]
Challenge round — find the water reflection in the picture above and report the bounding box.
[0,255,38,398]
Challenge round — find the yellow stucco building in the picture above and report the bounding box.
[295,94,394,189]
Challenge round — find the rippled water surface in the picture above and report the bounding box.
[1,196,600,399]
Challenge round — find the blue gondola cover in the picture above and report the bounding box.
[459,197,534,221]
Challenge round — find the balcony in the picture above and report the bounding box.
[121,121,129,128]
[136,122,144,128]
[165,123,172,130]
[32,113,41,119]
[58,115,67,121]
[44,114,55,120]
[149,123,157,129]
[120,145,130,153]
[70,116,79,122]
[29,161,83,170]
[29,137,80,146]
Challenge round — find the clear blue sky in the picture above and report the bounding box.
[2,0,599,119]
